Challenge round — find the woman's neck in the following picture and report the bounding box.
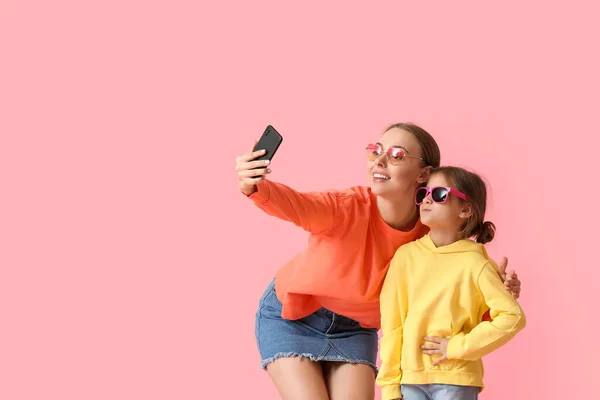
[376,195,420,232]
[428,229,462,247]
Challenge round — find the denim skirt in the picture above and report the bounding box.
[255,279,379,373]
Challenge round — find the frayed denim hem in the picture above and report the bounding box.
[260,352,378,374]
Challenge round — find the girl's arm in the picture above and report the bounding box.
[446,262,526,361]
[481,257,521,321]
[376,258,406,400]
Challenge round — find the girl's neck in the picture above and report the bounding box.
[376,195,420,232]
[428,228,462,247]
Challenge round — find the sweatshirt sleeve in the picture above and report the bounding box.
[376,256,405,400]
[246,179,339,234]
[447,262,526,361]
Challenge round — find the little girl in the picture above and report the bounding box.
[376,166,526,400]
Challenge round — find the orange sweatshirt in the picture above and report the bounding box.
[248,179,429,328]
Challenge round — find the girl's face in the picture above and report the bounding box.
[367,127,430,200]
[418,173,470,231]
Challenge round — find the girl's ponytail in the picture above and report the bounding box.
[475,221,496,244]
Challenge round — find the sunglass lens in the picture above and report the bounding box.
[415,187,428,204]
[387,148,405,166]
[432,187,449,203]
[366,144,381,161]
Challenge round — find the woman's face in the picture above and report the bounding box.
[367,127,430,200]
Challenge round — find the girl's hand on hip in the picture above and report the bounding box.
[421,336,450,366]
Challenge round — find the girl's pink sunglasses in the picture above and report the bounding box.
[415,186,469,205]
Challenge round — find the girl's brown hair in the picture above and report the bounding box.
[431,166,496,244]
[384,122,441,168]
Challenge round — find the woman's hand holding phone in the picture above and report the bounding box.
[235,142,272,196]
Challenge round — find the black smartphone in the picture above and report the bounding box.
[252,125,283,164]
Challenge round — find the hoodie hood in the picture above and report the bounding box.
[417,233,487,256]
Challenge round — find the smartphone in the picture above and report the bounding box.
[252,125,283,165]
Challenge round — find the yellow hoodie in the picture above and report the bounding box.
[376,234,526,400]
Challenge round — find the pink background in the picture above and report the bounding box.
[1,1,597,399]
